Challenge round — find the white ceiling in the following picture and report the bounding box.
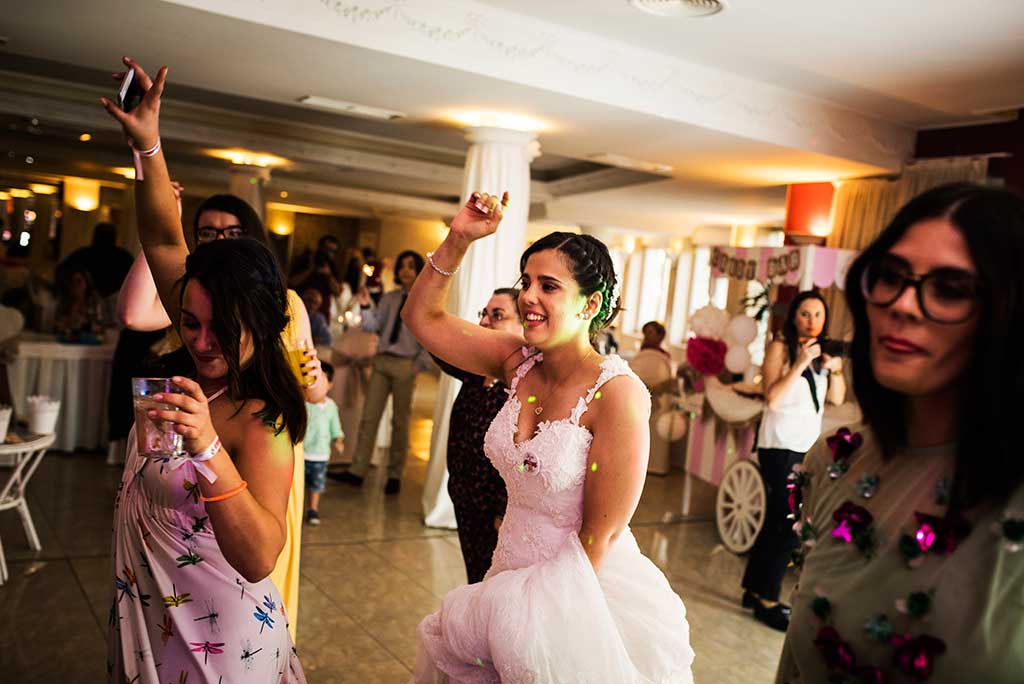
[479,0,1024,126]
[0,0,1016,235]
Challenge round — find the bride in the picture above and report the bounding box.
[403,192,694,683]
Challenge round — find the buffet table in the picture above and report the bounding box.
[6,332,115,452]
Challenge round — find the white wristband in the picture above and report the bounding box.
[189,435,221,484]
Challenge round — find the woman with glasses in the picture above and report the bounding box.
[741,290,846,631]
[433,288,523,583]
[777,182,1024,683]
[110,61,326,641]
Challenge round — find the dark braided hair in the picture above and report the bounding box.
[519,232,621,341]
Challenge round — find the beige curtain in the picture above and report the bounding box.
[823,157,989,338]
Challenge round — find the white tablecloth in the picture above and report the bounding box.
[6,333,115,452]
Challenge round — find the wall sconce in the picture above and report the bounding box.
[622,235,638,254]
[810,218,832,237]
[65,177,101,212]
[29,184,57,195]
[266,208,295,236]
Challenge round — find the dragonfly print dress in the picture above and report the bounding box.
[415,349,694,684]
[107,424,306,683]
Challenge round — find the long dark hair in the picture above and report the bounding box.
[781,290,829,366]
[519,232,620,341]
[844,182,1024,510]
[171,238,306,443]
[192,194,268,245]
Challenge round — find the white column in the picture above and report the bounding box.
[227,166,270,220]
[422,126,540,528]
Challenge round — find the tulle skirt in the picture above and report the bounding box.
[415,528,693,684]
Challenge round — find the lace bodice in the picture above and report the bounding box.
[483,347,648,575]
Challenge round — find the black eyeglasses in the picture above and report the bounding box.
[196,225,244,242]
[478,308,509,323]
[860,255,979,324]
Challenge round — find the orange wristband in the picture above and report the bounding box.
[200,480,248,503]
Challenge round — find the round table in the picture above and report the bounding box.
[6,333,115,452]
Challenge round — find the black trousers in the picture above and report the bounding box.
[741,447,805,602]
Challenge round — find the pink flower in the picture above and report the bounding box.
[889,634,946,681]
[832,501,874,543]
[685,336,727,376]
[826,427,863,462]
[814,625,857,672]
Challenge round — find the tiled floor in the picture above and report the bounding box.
[0,374,793,683]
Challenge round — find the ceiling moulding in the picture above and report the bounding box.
[163,0,913,171]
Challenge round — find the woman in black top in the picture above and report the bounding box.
[436,288,523,582]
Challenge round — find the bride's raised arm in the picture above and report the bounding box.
[402,191,524,381]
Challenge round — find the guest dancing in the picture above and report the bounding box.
[777,183,1024,682]
[109,58,325,639]
[433,288,523,583]
[404,193,693,682]
[101,61,306,681]
[741,290,845,631]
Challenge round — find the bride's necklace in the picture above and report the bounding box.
[527,350,596,416]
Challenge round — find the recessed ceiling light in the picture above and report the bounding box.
[589,153,673,174]
[206,148,290,168]
[79,133,92,142]
[279,191,289,199]
[629,0,725,18]
[447,111,547,132]
[297,95,405,120]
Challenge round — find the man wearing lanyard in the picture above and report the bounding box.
[336,250,430,494]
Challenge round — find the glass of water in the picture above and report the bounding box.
[132,377,186,459]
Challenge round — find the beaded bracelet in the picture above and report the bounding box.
[426,251,459,278]
[200,480,248,503]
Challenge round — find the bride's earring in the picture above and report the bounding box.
[576,311,590,320]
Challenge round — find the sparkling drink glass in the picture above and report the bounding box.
[132,377,186,459]
[288,339,315,388]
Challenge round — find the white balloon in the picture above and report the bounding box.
[690,305,730,340]
[725,346,751,374]
[655,410,688,442]
[726,315,758,346]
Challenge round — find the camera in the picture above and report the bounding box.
[819,338,850,358]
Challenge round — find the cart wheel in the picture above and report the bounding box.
[716,460,766,554]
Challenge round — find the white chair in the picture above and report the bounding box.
[0,433,55,584]
[630,350,676,475]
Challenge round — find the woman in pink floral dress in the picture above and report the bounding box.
[102,58,306,683]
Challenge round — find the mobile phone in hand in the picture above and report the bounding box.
[117,68,144,112]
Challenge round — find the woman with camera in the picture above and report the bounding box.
[741,290,846,631]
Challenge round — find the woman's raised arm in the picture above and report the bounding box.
[101,57,187,331]
[402,192,523,381]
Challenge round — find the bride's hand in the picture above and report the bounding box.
[99,56,167,151]
[449,191,509,244]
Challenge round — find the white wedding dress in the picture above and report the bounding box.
[415,348,694,683]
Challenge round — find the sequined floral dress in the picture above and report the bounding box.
[415,348,694,683]
[107,425,306,683]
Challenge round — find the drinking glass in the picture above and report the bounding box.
[132,377,186,459]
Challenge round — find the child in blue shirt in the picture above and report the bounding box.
[304,361,344,525]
